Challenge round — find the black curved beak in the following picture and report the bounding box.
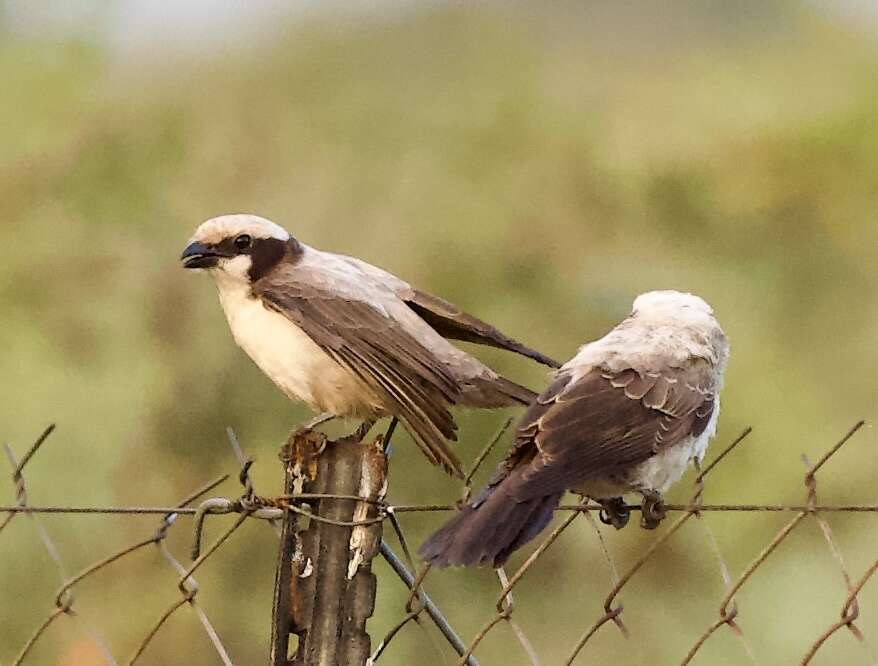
[181,242,225,269]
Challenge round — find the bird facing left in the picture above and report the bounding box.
[180,213,560,478]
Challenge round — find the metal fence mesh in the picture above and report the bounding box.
[2,419,876,665]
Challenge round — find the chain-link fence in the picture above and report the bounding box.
[2,419,876,665]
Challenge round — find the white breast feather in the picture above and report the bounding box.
[212,273,380,418]
[629,400,719,493]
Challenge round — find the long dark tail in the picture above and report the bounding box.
[493,376,538,405]
[462,376,538,409]
[419,470,562,568]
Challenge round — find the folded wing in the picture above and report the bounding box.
[403,289,561,369]
[335,253,559,368]
[254,265,465,477]
[507,360,718,499]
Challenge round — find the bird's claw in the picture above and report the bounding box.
[350,419,376,443]
[640,491,666,530]
[291,424,314,438]
[289,412,336,440]
[599,497,630,530]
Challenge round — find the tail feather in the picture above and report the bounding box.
[492,376,538,406]
[419,471,562,568]
[462,376,538,409]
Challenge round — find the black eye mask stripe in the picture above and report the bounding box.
[247,237,302,281]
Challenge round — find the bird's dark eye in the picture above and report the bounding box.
[234,234,252,251]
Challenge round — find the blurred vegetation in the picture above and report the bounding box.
[2,2,878,664]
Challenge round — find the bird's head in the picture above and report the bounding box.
[631,290,727,366]
[631,290,717,325]
[180,214,301,283]
[631,290,719,329]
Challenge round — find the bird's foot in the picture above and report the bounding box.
[343,419,377,443]
[599,497,630,530]
[640,490,666,530]
[291,412,336,438]
[278,428,327,466]
[279,413,334,462]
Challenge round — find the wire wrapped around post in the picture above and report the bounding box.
[271,429,388,666]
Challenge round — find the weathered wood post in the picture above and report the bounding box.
[271,430,388,666]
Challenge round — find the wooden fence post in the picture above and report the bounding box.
[271,430,387,666]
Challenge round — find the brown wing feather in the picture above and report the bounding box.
[405,289,561,368]
[506,362,717,500]
[254,278,465,477]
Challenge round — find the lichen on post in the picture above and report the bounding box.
[271,429,388,666]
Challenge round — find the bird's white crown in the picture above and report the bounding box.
[188,214,291,245]
[632,290,714,318]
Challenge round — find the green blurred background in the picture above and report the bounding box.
[2,2,877,664]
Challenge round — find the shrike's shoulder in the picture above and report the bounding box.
[255,249,402,308]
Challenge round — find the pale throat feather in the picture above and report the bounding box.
[210,268,383,419]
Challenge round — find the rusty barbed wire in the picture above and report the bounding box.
[6,500,878,516]
[4,426,116,666]
[129,428,271,665]
[3,419,876,665]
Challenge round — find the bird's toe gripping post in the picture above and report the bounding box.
[290,412,337,440]
[599,497,630,530]
[639,490,666,530]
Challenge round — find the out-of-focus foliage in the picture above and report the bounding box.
[2,3,877,664]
